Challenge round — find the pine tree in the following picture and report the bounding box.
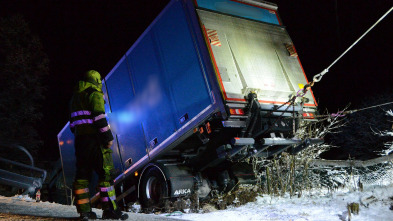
[0,14,49,158]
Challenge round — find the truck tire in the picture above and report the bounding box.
[139,166,169,209]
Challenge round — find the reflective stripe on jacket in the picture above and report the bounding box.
[69,81,113,143]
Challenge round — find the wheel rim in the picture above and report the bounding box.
[145,176,163,202]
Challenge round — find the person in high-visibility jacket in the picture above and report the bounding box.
[69,70,128,221]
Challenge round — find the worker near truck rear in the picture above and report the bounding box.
[69,70,128,220]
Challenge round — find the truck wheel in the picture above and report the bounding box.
[139,166,169,209]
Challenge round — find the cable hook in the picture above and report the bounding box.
[313,69,329,83]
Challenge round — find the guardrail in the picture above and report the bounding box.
[0,144,47,195]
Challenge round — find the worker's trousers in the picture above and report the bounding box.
[72,135,118,213]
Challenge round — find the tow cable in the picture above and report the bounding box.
[302,6,393,96]
[260,6,393,129]
[298,6,393,118]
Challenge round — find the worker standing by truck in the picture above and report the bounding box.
[69,70,128,220]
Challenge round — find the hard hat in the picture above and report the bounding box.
[84,70,102,86]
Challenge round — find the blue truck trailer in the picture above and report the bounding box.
[58,0,323,209]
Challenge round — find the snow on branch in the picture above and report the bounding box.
[386,110,393,117]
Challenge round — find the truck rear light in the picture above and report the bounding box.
[302,112,315,119]
[230,108,245,115]
[206,122,212,134]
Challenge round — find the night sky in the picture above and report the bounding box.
[1,0,393,161]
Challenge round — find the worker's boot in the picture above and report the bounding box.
[79,211,97,221]
[74,180,95,220]
[102,209,128,220]
[99,183,128,220]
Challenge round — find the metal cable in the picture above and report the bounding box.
[313,6,393,83]
[345,101,393,114]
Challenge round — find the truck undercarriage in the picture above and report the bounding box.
[125,93,323,210]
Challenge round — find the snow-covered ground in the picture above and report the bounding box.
[0,195,181,220]
[1,185,393,220]
[164,185,393,221]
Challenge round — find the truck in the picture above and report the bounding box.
[57,0,323,209]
